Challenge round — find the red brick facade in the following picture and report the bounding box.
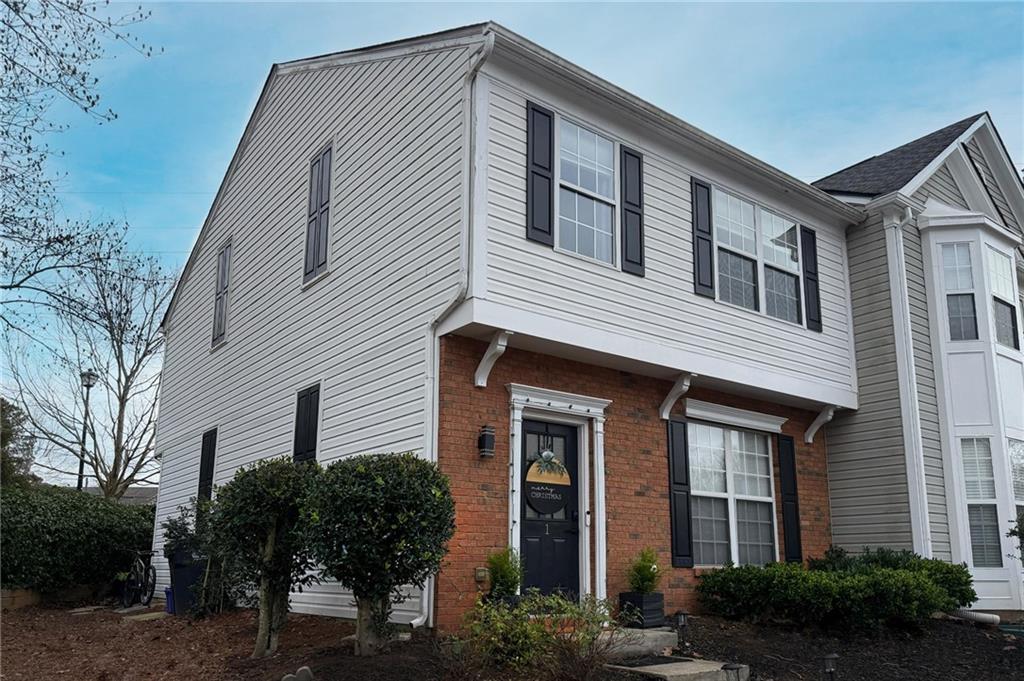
[434,334,831,631]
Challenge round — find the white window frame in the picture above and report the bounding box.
[960,436,1003,568]
[986,246,1020,350]
[941,242,978,342]
[688,421,780,567]
[710,186,806,328]
[553,116,620,270]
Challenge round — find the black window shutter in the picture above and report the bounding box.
[691,178,715,298]
[293,385,320,463]
[667,419,694,568]
[316,147,331,270]
[305,158,320,278]
[526,102,554,246]
[198,429,217,502]
[620,146,645,276]
[800,226,822,332]
[777,434,803,563]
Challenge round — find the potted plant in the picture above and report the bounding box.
[619,548,664,628]
[485,547,523,606]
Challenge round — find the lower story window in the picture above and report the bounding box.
[961,437,1001,568]
[689,422,775,566]
[967,504,1003,568]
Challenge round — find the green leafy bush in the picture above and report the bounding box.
[306,452,455,656]
[442,592,636,680]
[486,547,522,601]
[697,561,949,631]
[1,484,153,592]
[626,547,661,594]
[808,546,975,610]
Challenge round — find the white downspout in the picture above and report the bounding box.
[413,30,495,630]
[884,205,933,557]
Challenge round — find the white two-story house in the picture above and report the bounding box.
[151,23,1023,628]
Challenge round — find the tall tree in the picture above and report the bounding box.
[1,397,38,485]
[6,250,172,497]
[1,0,156,335]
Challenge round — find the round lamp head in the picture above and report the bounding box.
[80,369,99,389]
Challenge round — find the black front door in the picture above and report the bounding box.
[521,420,579,596]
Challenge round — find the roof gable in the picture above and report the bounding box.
[813,114,985,197]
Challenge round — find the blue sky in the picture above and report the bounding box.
[52,2,1024,271]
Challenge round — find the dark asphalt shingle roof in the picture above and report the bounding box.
[813,114,986,197]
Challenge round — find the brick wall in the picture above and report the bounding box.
[434,334,831,630]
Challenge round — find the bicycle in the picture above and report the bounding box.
[122,549,157,608]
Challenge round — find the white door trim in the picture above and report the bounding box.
[507,383,611,600]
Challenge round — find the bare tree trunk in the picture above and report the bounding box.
[354,597,384,657]
[268,586,290,654]
[251,526,277,659]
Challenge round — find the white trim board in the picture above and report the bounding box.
[684,398,787,434]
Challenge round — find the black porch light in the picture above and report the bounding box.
[477,425,495,458]
[822,653,839,680]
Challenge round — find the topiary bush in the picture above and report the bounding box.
[210,458,320,658]
[306,452,455,656]
[697,561,950,631]
[485,546,522,601]
[0,484,153,592]
[626,547,661,594]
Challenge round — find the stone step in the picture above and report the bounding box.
[607,657,750,681]
[123,610,169,622]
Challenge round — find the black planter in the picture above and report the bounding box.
[167,548,204,616]
[618,592,665,629]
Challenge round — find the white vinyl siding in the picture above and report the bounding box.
[151,43,475,623]
[483,79,856,404]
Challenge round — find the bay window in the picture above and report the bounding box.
[689,422,776,566]
[942,243,978,341]
[961,437,1002,568]
[987,247,1019,350]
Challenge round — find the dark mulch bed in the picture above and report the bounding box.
[686,614,1024,681]
[0,604,637,681]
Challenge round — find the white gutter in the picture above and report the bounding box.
[880,200,933,557]
[413,30,495,630]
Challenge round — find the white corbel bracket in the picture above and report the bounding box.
[659,372,696,420]
[474,330,513,388]
[804,405,836,444]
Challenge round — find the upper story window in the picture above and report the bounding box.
[212,242,231,346]
[557,120,616,264]
[304,146,332,282]
[711,188,803,325]
[941,243,978,341]
[689,422,776,566]
[987,247,1019,350]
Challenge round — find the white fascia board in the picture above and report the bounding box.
[918,200,1023,247]
[946,147,1001,221]
[902,117,988,198]
[441,298,859,409]
[972,123,1024,232]
[685,398,788,433]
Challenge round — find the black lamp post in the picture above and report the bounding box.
[674,610,689,648]
[822,653,839,681]
[76,368,99,491]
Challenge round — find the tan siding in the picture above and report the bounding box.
[913,163,969,209]
[965,136,1022,235]
[826,215,913,550]
[151,45,474,622]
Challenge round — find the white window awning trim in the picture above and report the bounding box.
[685,398,787,434]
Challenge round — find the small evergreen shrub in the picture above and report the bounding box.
[626,548,661,594]
[485,547,522,600]
[697,561,949,631]
[0,484,153,592]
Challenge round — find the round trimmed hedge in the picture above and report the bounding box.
[1,484,154,592]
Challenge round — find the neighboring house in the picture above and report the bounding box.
[83,486,158,506]
[150,22,1023,628]
[814,114,1024,613]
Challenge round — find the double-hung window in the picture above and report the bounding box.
[1011,438,1024,554]
[689,423,776,566]
[942,243,978,341]
[557,119,616,265]
[987,247,1019,350]
[711,188,803,324]
[212,242,231,346]
[961,437,1002,568]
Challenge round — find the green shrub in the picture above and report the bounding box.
[697,561,950,631]
[306,452,456,656]
[626,547,661,594]
[0,484,153,592]
[485,547,522,600]
[808,546,975,610]
[455,595,550,671]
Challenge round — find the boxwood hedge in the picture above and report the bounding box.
[1,484,154,592]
